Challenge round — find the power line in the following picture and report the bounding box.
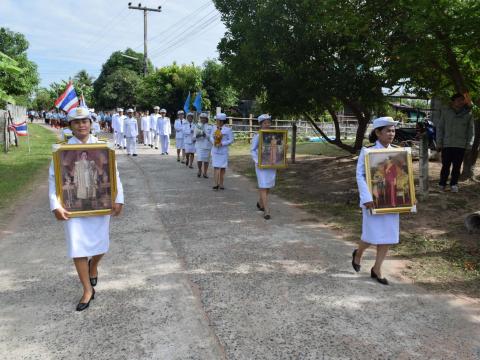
[131,0,212,51]
[149,12,220,59]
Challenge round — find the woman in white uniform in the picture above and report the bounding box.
[174,110,186,163]
[183,112,196,168]
[251,114,276,220]
[49,107,124,311]
[195,112,213,178]
[209,113,234,190]
[352,117,399,285]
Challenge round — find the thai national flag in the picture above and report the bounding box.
[9,122,28,136]
[54,81,79,112]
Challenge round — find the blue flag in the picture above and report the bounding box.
[193,90,202,112]
[184,92,191,114]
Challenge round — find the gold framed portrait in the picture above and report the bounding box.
[364,147,416,214]
[52,143,117,217]
[258,129,288,169]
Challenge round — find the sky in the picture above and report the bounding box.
[0,0,227,87]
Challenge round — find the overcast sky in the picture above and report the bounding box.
[0,0,227,87]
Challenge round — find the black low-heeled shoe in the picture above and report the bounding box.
[212,185,219,190]
[256,202,265,212]
[197,173,201,178]
[76,288,95,312]
[264,214,271,220]
[351,249,361,272]
[88,259,97,287]
[371,268,389,285]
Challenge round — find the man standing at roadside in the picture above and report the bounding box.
[112,108,126,149]
[437,93,475,193]
[157,108,171,155]
[150,106,161,149]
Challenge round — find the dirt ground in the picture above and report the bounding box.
[230,143,480,298]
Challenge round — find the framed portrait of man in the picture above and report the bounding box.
[258,130,288,169]
[52,143,117,217]
[364,147,416,214]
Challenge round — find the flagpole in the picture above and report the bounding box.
[27,123,31,154]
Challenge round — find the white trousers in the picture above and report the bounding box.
[115,132,125,147]
[160,135,170,153]
[143,130,151,145]
[126,137,137,155]
[152,131,159,148]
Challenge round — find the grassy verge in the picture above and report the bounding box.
[0,124,58,210]
[229,140,480,297]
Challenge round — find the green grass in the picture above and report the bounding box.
[0,124,58,209]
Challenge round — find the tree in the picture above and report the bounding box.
[93,48,152,109]
[214,0,393,153]
[137,62,208,113]
[201,59,238,110]
[0,27,39,106]
[377,0,480,177]
[73,70,95,107]
[32,87,55,111]
[96,68,142,109]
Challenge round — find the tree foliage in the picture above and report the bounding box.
[0,27,39,106]
[73,70,95,107]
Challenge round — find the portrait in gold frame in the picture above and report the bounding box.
[258,129,288,169]
[52,143,117,217]
[364,147,416,214]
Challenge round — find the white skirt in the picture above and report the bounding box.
[255,166,276,189]
[211,152,228,168]
[361,208,399,245]
[197,148,211,162]
[184,143,196,154]
[64,216,110,258]
[176,137,184,149]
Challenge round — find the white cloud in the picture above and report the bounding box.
[0,0,226,86]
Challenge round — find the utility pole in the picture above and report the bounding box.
[128,2,162,76]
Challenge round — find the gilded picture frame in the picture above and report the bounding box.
[258,129,288,169]
[364,147,416,214]
[52,143,117,217]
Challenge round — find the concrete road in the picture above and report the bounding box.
[1,143,479,360]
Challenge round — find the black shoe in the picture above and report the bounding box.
[219,186,225,190]
[212,186,219,190]
[155,147,158,149]
[76,288,95,311]
[198,173,201,178]
[133,154,138,157]
[88,259,97,287]
[352,249,361,272]
[123,146,126,149]
[189,165,194,169]
[256,202,265,212]
[371,268,389,285]
[203,174,209,179]
[264,214,271,220]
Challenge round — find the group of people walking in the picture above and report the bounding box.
[49,93,475,312]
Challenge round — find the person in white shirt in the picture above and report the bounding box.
[48,106,124,311]
[150,106,160,149]
[352,117,401,286]
[124,109,138,156]
[251,114,276,220]
[141,110,151,146]
[112,108,126,149]
[194,112,213,178]
[174,110,186,162]
[183,112,196,168]
[157,108,172,155]
[209,113,234,190]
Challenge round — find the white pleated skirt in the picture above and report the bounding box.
[255,166,276,189]
[184,143,196,154]
[64,216,110,258]
[361,208,399,245]
[197,148,211,162]
[176,137,184,149]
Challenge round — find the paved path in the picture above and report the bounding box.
[1,142,479,359]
